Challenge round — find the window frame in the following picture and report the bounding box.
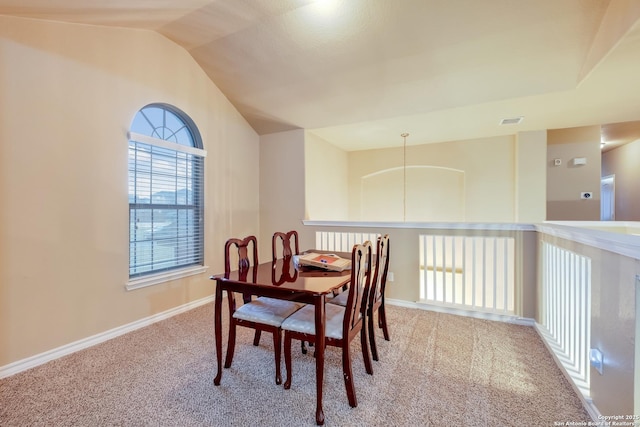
[126,104,207,291]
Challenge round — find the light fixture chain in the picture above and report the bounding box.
[401,133,409,222]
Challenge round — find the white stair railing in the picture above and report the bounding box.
[538,242,591,395]
[419,235,515,315]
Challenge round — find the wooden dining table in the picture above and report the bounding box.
[210,253,352,425]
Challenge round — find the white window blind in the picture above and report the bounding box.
[128,104,205,279]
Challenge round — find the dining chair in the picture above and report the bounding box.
[249,230,302,348]
[367,234,390,361]
[281,241,374,408]
[224,235,302,385]
[327,235,390,363]
[271,230,311,354]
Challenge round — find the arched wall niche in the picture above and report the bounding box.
[361,166,465,222]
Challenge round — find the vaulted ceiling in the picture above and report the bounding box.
[1,0,640,150]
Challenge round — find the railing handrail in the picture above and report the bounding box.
[303,220,535,231]
[537,222,640,260]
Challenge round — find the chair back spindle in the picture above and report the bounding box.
[272,230,299,260]
[224,235,258,303]
[344,241,372,338]
[369,235,390,309]
[224,235,258,274]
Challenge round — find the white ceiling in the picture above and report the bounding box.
[2,0,640,150]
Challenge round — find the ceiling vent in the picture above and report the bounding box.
[500,116,524,125]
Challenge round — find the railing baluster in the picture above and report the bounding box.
[462,237,467,305]
[432,235,437,301]
[442,236,447,303]
[452,236,457,304]
[471,237,477,309]
[491,237,498,310]
[503,237,508,311]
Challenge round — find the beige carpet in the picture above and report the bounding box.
[0,303,591,426]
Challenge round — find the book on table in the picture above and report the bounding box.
[297,252,352,272]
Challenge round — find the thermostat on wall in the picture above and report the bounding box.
[572,157,587,166]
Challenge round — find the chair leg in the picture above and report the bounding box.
[360,322,373,375]
[272,331,282,385]
[253,329,262,346]
[283,333,293,390]
[368,310,379,361]
[379,304,390,341]
[342,343,357,407]
[224,290,238,368]
[224,321,237,368]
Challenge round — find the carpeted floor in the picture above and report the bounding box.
[0,302,592,426]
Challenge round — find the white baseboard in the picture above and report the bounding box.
[533,323,601,423]
[386,298,536,326]
[0,295,214,379]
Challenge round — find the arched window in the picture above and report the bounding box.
[127,104,206,287]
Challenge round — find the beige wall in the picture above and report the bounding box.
[347,135,520,222]
[304,131,348,221]
[602,138,640,220]
[515,130,547,222]
[258,130,307,257]
[547,126,602,220]
[0,16,259,367]
[302,131,548,223]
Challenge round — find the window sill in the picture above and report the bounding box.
[126,265,209,291]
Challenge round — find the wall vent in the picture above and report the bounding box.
[500,116,523,125]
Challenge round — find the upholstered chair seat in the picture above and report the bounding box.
[280,303,348,340]
[233,297,303,327]
[326,290,348,307]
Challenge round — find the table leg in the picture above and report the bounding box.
[314,294,325,425]
[214,281,223,386]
